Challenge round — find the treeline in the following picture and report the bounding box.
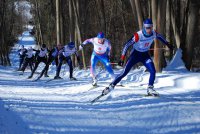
[0,0,25,66]
[30,0,200,72]
[2,0,200,72]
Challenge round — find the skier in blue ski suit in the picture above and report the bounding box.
[79,32,115,86]
[102,18,174,96]
[54,42,81,80]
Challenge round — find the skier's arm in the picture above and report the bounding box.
[74,48,82,65]
[33,49,39,52]
[120,34,137,61]
[155,31,174,50]
[79,38,94,50]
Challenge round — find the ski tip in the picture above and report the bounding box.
[90,94,104,104]
[117,84,125,87]
[142,94,160,97]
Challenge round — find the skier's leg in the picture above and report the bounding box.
[19,56,24,70]
[100,56,114,78]
[143,59,156,86]
[112,53,139,86]
[55,55,64,78]
[29,57,34,71]
[66,57,74,79]
[90,54,99,78]
[90,54,99,86]
[142,57,158,95]
[29,57,41,78]
[38,57,52,78]
[21,58,28,72]
[43,57,49,76]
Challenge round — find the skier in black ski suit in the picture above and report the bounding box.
[20,46,34,73]
[37,44,63,79]
[18,45,27,71]
[28,44,48,79]
[54,42,81,80]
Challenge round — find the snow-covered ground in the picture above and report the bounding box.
[0,32,200,134]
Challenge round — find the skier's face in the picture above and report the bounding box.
[98,38,104,44]
[145,26,153,34]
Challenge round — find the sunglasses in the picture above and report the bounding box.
[145,27,152,29]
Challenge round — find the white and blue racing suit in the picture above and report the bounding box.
[82,37,114,79]
[112,30,170,86]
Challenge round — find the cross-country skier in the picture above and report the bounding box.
[54,42,81,80]
[18,45,27,71]
[102,18,174,96]
[79,32,115,86]
[37,44,63,80]
[28,44,48,78]
[20,46,34,73]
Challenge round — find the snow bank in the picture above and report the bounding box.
[164,49,188,72]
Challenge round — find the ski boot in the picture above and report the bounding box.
[27,75,33,79]
[54,76,62,79]
[44,74,49,77]
[147,85,159,96]
[70,77,77,80]
[92,77,97,86]
[102,84,115,95]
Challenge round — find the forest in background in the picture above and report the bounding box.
[0,0,200,72]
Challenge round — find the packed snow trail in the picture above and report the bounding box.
[0,31,200,134]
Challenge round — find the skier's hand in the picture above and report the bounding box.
[167,43,175,51]
[102,87,110,95]
[79,44,83,50]
[118,60,124,67]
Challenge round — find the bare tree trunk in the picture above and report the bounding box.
[156,0,167,69]
[134,0,143,29]
[60,0,64,44]
[56,0,60,44]
[183,0,199,70]
[69,0,74,42]
[165,0,171,58]
[72,0,86,69]
[96,0,106,32]
[129,0,139,27]
[35,0,43,44]
[151,0,160,72]
[171,4,181,48]
[119,0,127,40]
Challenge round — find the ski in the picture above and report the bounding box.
[32,77,41,82]
[141,94,160,97]
[91,94,104,103]
[45,78,63,83]
[88,85,100,91]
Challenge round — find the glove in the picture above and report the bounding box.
[118,60,124,66]
[79,45,83,50]
[102,87,110,95]
[167,43,175,51]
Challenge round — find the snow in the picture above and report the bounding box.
[163,49,188,72]
[0,32,200,134]
[15,1,32,20]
